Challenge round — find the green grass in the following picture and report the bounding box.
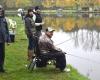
[0,16,89,80]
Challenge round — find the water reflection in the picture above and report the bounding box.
[43,13,100,80]
[44,13,100,31]
[43,13,100,51]
[72,29,100,51]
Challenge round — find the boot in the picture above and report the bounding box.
[27,50,35,62]
[0,66,5,72]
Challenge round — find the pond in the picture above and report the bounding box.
[42,13,100,80]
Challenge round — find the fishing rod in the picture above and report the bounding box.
[55,37,75,46]
[67,53,100,65]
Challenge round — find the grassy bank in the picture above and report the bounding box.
[0,16,89,80]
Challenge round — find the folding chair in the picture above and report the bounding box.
[28,51,56,71]
[27,36,56,71]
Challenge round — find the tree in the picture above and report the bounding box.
[32,0,42,7]
[16,0,32,8]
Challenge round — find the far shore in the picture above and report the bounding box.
[5,10,100,14]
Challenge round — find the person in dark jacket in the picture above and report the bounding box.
[33,6,44,38]
[24,8,36,61]
[0,5,10,72]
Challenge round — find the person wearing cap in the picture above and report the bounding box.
[0,5,10,72]
[38,28,66,71]
[33,6,44,38]
[24,8,36,61]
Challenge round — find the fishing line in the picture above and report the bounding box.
[67,53,100,65]
[55,37,75,46]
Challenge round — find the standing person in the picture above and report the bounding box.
[0,5,10,72]
[24,8,36,61]
[21,9,25,20]
[38,28,66,71]
[33,6,44,38]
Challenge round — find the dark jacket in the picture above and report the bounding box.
[0,17,10,43]
[35,13,42,31]
[24,16,35,38]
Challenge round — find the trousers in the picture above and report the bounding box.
[37,50,66,70]
[0,43,5,69]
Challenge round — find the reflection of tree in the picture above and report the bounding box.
[96,32,100,49]
[82,30,89,50]
[89,31,94,50]
[73,31,79,47]
[84,30,94,51]
[72,29,100,51]
[43,14,100,32]
[43,16,66,31]
[63,17,75,31]
[43,16,56,29]
[71,23,79,47]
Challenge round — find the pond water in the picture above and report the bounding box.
[43,13,100,80]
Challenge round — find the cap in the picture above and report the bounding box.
[46,27,55,32]
[34,6,40,11]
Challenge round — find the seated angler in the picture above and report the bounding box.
[38,27,66,71]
